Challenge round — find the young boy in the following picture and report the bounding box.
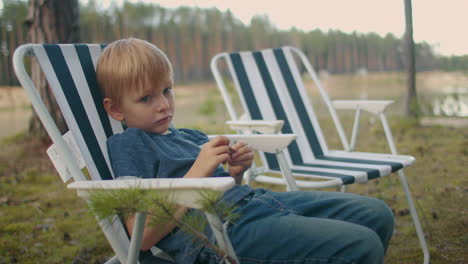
[97,38,395,264]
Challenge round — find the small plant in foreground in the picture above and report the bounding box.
[87,187,239,264]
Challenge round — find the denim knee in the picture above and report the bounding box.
[372,198,394,227]
[367,198,395,251]
[351,227,386,264]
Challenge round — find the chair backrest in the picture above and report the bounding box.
[30,44,124,181]
[211,46,349,171]
[13,43,132,262]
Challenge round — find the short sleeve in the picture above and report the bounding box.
[107,135,140,178]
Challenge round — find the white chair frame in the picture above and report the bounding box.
[211,46,430,264]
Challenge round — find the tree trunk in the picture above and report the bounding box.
[1,21,12,86]
[404,0,418,117]
[26,0,80,144]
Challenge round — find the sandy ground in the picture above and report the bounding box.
[0,86,30,108]
[0,87,32,139]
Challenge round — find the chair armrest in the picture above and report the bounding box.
[209,134,296,153]
[332,100,394,114]
[68,177,235,209]
[226,120,284,134]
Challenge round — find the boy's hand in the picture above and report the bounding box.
[228,141,253,184]
[187,136,231,178]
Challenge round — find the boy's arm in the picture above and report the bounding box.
[108,135,183,249]
[125,205,189,251]
[185,135,231,179]
[124,136,231,249]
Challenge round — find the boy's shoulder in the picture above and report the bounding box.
[107,128,208,148]
[107,127,148,147]
[174,128,209,145]
[177,128,207,138]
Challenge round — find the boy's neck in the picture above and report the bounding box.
[161,129,171,135]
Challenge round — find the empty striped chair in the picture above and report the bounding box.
[211,46,429,264]
[13,43,296,264]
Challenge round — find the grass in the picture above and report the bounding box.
[337,117,468,263]
[0,135,111,264]
[1,71,467,263]
[0,117,466,263]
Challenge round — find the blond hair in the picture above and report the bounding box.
[96,38,173,104]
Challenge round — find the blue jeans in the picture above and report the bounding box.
[196,188,394,264]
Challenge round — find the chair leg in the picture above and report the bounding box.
[103,255,121,264]
[397,170,430,264]
[205,212,239,264]
[276,151,299,191]
[379,113,430,264]
[340,185,347,193]
[349,108,362,151]
[127,212,146,264]
[244,167,253,185]
[97,216,131,263]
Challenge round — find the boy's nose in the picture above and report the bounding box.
[155,95,169,111]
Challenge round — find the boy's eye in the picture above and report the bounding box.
[139,95,151,103]
[163,87,172,95]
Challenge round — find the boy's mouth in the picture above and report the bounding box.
[156,116,171,125]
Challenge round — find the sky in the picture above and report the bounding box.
[59,0,468,56]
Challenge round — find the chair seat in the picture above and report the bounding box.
[265,151,414,184]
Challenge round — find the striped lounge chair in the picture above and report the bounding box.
[211,46,429,264]
[13,43,295,264]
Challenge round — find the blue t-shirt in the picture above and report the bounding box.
[108,127,229,179]
[107,127,253,263]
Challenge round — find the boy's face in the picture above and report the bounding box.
[107,78,175,134]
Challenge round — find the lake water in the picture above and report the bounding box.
[423,86,468,117]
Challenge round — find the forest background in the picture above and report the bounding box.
[1,0,468,86]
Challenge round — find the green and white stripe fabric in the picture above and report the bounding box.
[225,47,414,185]
[31,44,140,263]
[33,44,123,181]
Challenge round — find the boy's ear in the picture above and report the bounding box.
[103,98,124,121]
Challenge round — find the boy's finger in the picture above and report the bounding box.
[210,136,230,147]
[230,152,253,163]
[229,159,251,166]
[230,140,247,152]
[219,153,230,164]
[213,145,231,155]
[231,146,252,159]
